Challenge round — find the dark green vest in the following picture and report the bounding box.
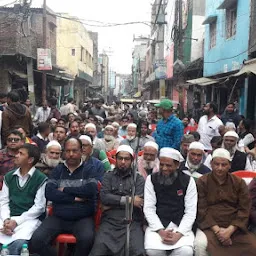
[4,169,47,217]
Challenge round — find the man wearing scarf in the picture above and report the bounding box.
[101,125,120,152]
[144,148,197,256]
[89,145,145,256]
[137,141,159,179]
[179,142,211,180]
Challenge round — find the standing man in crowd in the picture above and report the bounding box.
[2,91,33,144]
[89,99,106,119]
[53,126,67,148]
[0,144,47,255]
[89,145,145,256]
[139,121,155,149]
[180,134,195,160]
[31,138,104,256]
[197,102,223,151]
[47,98,61,121]
[144,147,197,256]
[154,99,184,150]
[221,102,241,128]
[33,101,51,124]
[31,122,50,153]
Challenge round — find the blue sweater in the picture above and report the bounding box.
[46,157,104,221]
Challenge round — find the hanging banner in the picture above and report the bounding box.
[37,48,52,70]
[155,59,167,80]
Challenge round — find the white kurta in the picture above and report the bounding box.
[144,175,197,250]
[0,167,46,245]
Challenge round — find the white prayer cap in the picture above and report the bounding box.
[46,140,61,150]
[85,123,96,130]
[79,135,93,146]
[127,123,137,129]
[159,147,184,162]
[189,141,205,151]
[116,145,134,157]
[50,118,58,123]
[224,130,239,139]
[144,141,159,151]
[212,148,231,161]
[105,125,114,130]
[112,122,120,128]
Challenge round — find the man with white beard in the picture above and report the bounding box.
[137,141,160,179]
[101,125,119,152]
[180,142,211,180]
[222,130,252,172]
[36,141,62,176]
[120,123,140,151]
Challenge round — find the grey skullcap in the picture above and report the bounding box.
[181,134,195,143]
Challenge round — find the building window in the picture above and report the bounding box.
[226,6,237,38]
[71,49,76,56]
[80,47,85,62]
[209,21,216,49]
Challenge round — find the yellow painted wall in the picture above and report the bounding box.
[56,14,93,78]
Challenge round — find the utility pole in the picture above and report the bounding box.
[42,0,47,103]
[178,0,183,60]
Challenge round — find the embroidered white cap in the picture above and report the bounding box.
[79,135,93,146]
[189,141,205,151]
[224,131,239,139]
[144,141,159,151]
[159,147,184,162]
[116,145,134,157]
[212,148,231,161]
[105,125,115,130]
[127,123,137,129]
[85,123,97,130]
[46,140,62,150]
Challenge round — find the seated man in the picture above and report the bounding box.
[180,141,211,179]
[101,125,119,151]
[137,141,159,179]
[249,178,256,234]
[85,123,106,151]
[31,137,104,256]
[180,134,195,159]
[144,148,197,256]
[195,148,256,256]
[0,144,47,255]
[222,131,252,172]
[36,140,62,176]
[89,145,145,256]
[120,123,140,151]
[31,122,50,153]
[53,126,67,148]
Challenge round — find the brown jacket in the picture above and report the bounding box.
[2,103,33,143]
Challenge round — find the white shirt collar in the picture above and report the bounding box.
[37,133,47,140]
[13,166,36,178]
[64,159,83,170]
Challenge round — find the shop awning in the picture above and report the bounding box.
[133,91,141,98]
[186,77,219,86]
[231,58,256,77]
[202,15,217,25]
[217,0,237,9]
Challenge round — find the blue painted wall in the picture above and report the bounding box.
[204,0,250,77]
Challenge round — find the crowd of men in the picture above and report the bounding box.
[0,89,255,256]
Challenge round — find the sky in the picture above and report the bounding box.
[2,0,152,74]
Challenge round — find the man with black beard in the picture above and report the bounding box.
[36,141,62,176]
[144,147,197,256]
[89,145,145,256]
[222,131,252,172]
[179,141,211,180]
[101,125,119,151]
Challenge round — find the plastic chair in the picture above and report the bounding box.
[138,150,144,156]
[232,171,256,178]
[49,182,102,256]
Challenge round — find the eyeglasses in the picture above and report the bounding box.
[7,138,21,142]
[116,156,131,161]
[82,144,91,148]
